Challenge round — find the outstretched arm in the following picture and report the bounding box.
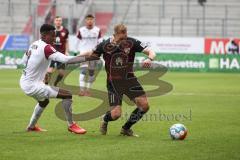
[66,54,99,64]
[45,43,99,64]
[48,51,99,64]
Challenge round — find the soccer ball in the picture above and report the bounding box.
[169,123,187,140]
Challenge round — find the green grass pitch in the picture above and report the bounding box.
[0,69,239,160]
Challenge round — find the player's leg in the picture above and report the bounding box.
[121,95,149,132]
[54,62,65,86]
[27,99,49,132]
[56,88,73,125]
[100,106,122,135]
[100,82,123,135]
[27,83,86,134]
[56,88,87,134]
[79,63,88,96]
[85,61,97,96]
[121,82,149,137]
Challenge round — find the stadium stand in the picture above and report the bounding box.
[0,0,35,34]
[110,0,240,37]
[0,0,239,37]
[95,12,113,35]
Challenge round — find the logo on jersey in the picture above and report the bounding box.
[55,37,61,45]
[61,32,66,37]
[124,48,130,54]
[115,57,123,66]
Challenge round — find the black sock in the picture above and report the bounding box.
[122,108,146,130]
[54,74,63,86]
[103,111,113,122]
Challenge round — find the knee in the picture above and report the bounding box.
[111,108,122,120]
[142,104,149,112]
[137,99,149,112]
[58,89,72,99]
[63,98,72,104]
[65,92,72,99]
[39,99,49,108]
[65,95,72,100]
[61,90,72,99]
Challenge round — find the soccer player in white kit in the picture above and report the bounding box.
[76,14,102,96]
[20,24,99,134]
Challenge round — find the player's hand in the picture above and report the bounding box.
[142,58,152,68]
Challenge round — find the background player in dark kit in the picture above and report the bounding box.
[45,16,69,86]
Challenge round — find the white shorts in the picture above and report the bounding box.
[20,81,59,101]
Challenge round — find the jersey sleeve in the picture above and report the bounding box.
[44,45,57,59]
[93,41,104,57]
[133,38,148,53]
[48,52,74,63]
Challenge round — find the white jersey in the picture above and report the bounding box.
[76,26,102,53]
[20,39,74,100]
[20,40,55,83]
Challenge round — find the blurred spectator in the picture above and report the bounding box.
[228,40,239,54]
[198,0,206,6]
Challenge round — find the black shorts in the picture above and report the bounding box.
[49,61,65,70]
[107,78,145,106]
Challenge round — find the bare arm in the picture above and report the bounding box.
[78,50,94,56]
[66,54,99,64]
[48,51,99,64]
[142,48,156,60]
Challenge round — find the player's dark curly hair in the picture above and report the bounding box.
[40,24,55,34]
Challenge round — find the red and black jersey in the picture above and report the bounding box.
[54,26,69,54]
[93,37,148,81]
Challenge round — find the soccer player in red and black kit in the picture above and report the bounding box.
[84,24,156,136]
[45,16,69,86]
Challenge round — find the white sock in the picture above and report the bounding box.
[62,99,74,126]
[86,82,91,89]
[86,75,95,89]
[79,73,86,91]
[28,104,44,128]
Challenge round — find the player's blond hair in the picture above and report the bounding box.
[114,24,127,34]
